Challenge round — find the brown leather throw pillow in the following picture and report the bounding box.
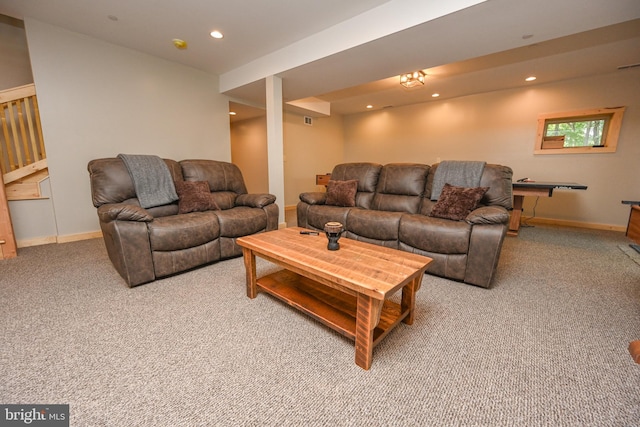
[325,179,358,207]
[430,183,488,221]
[174,180,220,214]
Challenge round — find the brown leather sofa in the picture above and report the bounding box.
[297,162,513,288]
[88,158,278,287]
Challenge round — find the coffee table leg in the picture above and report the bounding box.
[401,275,422,325]
[355,294,383,370]
[242,247,258,299]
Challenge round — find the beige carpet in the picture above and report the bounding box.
[1,225,639,426]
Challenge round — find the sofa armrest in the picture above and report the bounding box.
[299,192,327,205]
[98,203,153,223]
[466,206,509,225]
[235,193,276,208]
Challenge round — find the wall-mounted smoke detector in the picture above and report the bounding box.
[304,116,313,126]
[172,39,188,50]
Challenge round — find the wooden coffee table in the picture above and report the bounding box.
[236,227,432,370]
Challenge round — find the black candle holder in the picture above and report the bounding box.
[324,221,344,251]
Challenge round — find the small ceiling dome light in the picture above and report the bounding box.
[432,93,440,98]
[229,111,236,115]
[172,39,188,49]
[366,105,373,109]
[525,76,537,82]
[210,30,224,39]
[400,70,426,88]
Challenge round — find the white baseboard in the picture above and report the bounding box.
[16,236,57,248]
[57,231,103,244]
[524,217,626,232]
[17,231,103,248]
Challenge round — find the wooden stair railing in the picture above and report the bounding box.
[0,83,46,177]
[0,83,47,258]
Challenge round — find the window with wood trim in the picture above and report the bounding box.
[534,107,625,154]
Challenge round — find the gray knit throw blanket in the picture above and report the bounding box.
[431,160,486,200]
[117,154,178,208]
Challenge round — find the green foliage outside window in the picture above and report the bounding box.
[544,118,607,147]
[535,107,625,154]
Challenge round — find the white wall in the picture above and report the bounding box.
[23,19,231,239]
[0,15,33,90]
[283,112,344,206]
[343,70,640,229]
[231,111,344,208]
[230,115,269,194]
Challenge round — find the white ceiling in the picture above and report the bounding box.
[1,0,639,121]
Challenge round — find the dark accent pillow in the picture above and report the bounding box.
[174,180,220,214]
[429,183,489,221]
[325,180,358,207]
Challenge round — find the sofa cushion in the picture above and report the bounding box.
[329,163,382,209]
[425,163,513,210]
[180,159,248,194]
[429,183,488,221]
[88,157,182,207]
[148,211,220,252]
[371,163,429,214]
[479,164,514,209]
[347,209,402,241]
[399,214,471,254]
[214,206,268,238]
[175,180,220,214]
[306,205,352,231]
[326,180,358,207]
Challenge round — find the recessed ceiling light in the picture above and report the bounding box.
[432,93,440,98]
[525,76,537,82]
[229,111,236,115]
[366,105,373,109]
[210,30,224,39]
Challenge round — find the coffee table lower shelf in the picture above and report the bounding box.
[257,269,411,348]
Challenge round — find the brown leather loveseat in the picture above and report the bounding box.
[88,157,278,287]
[297,162,513,288]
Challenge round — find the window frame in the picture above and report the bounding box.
[534,107,626,155]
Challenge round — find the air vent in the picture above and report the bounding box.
[617,63,640,70]
[304,116,313,126]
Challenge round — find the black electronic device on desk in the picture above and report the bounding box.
[513,180,588,191]
[509,180,588,236]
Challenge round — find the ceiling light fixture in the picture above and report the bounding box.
[210,30,224,39]
[525,76,537,82]
[432,93,440,98]
[400,71,426,88]
[366,105,373,109]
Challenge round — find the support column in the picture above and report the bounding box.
[265,75,286,228]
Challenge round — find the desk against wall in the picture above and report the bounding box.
[622,201,640,247]
[509,182,588,236]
